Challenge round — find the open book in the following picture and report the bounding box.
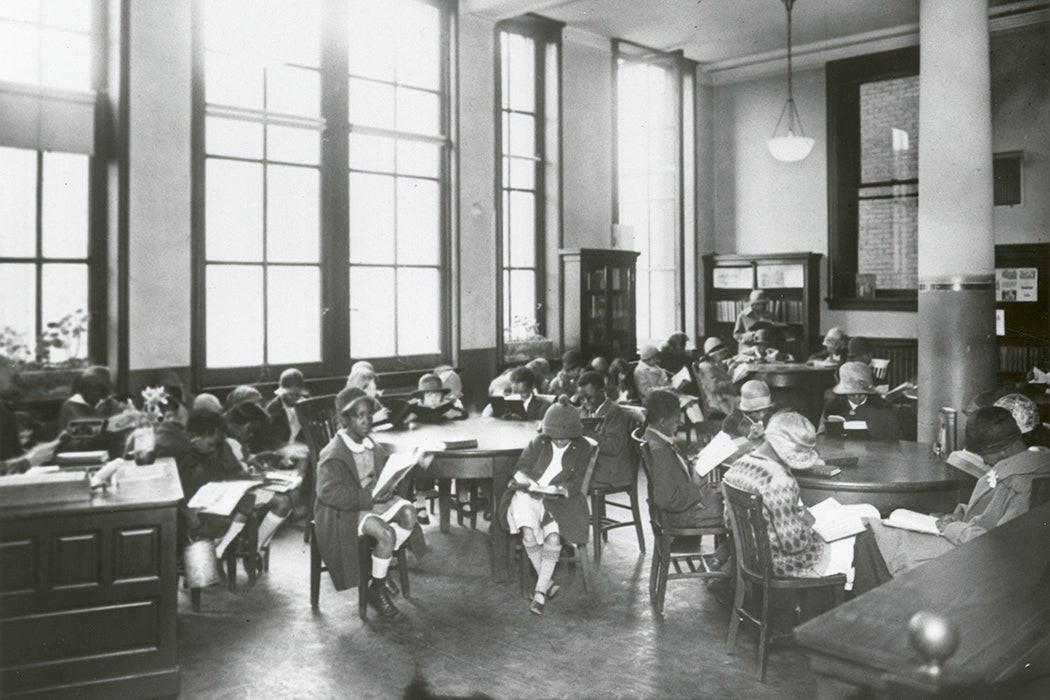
[807,497,868,542]
[883,508,940,535]
[671,365,692,391]
[372,451,426,499]
[511,471,565,497]
[262,471,303,493]
[946,449,988,479]
[1031,366,1049,384]
[187,480,259,515]
[693,431,750,478]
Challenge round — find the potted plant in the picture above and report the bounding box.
[1,310,93,403]
[503,314,554,364]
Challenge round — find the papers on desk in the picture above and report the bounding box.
[882,508,940,536]
[808,498,868,542]
[187,480,258,515]
[693,431,746,478]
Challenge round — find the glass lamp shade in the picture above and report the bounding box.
[767,134,815,162]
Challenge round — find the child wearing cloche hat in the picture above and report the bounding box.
[820,362,902,441]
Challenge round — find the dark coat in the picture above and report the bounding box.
[264,396,296,444]
[497,435,594,544]
[523,395,552,421]
[313,434,426,591]
[644,428,723,528]
[584,400,637,489]
[822,395,902,441]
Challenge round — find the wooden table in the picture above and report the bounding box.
[374,416,540,582]
[796,501,1050,698]
[0,459,182,698]
[740,362,837,426]
[796,437,976,516]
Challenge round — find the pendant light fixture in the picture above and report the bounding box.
[767,0,814,162]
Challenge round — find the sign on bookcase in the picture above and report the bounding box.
[756,264,804,289]
[712,267,753,289]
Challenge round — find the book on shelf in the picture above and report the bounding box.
[998,345,1046,373]
[808,497,868,542]
[882,508,940,536]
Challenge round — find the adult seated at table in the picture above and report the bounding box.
[721,380,778,441]
[57,365,125,432]
[578,371,635,489]
[846,336,873,365]
[994,393,1050,449]
[733,289,776,354]
[644,390,724,529]
[852,406,1050,594]
[660,332,691,375]
[548,350,585,399]
[483,367,551,421]
[807,327,849,367]
[728,328,793,381]
[695,337,738,420]
[0,358,59,475]
[820,362,901,441]
[634,344,672,401]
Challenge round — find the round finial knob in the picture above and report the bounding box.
[908,611,960,678]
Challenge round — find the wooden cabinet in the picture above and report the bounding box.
[559,248,640,360]
[702,252,822,359]
[0,460,182,698]
[994,243,1049,382]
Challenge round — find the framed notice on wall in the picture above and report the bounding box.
[995,267,1038,302]
[756,264,804,289]
[712,267,753,289]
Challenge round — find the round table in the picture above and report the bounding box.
[796,436,976,516]
[373,416,540,581]
[741,362,837,426]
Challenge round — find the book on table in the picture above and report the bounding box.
[882,508,941,535]
[807,497,868,542]
[187,480,259,516]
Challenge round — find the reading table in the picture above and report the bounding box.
[738,363,837,425]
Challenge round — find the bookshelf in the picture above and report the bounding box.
[702,252,822,359]
[995,243,1049,381]
[560,248,640,360]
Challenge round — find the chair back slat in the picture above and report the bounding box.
[295,395,339,462]
[721,482,775,585]
[631,428,664,530]
[580,436,600,495]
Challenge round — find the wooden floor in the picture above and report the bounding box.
[177,486,818,699]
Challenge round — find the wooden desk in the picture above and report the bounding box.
[797,437,975,516]
[741,363,837,425]
[375,416,540,582]
[796,502,1050,698]
[0,459,182,698]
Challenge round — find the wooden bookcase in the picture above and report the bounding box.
[995,243,1050,381]
[560,248,640,360]
[702,252,822,359]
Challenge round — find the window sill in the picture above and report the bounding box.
[826,298,917,312]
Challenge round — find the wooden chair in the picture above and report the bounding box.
[721,482,846,681]
[589,418,646,566]
[632,429,730,617]
[513,438,600,596]
[295,395,339,543]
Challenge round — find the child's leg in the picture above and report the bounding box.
[534,532,561,601]
[520,527,542,574]
[360,516,396,574]
[389,504,418,551]
[257,494,293,551]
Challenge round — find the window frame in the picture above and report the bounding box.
[826,46,920,312]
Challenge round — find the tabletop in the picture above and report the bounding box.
[798,436,972,493]
[373,415,541,457]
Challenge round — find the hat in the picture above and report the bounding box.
[966,406,1021,455]
[542,399,583,440]
[193,393,223,413]
[847,336,874,361]
[276,368,306,398]
[639,344,660,362]
[832,362,876,395]
[964,390,998,417]
[561,350,584,371]
[225,385,264,409]
[702,337,726,357]
[764,412,820,471]
[823,327,848,347]
[335,387,376,416]
[413,373,450,397]
[993,393,1040,434]
[739,380,774,412]
[435,365,463,398]
[525,357,551,376]
[748,289,769,305]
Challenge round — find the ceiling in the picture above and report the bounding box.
[464,0,1028,66]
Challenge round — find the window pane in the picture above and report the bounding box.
[204,0,252,53]
[858,197,919,290]
[396,178,439,265]
[270,0,320,68]
[267,124,320,166]
[508,191,535,268]
[41,0,91,32]
[508,269,536,335]
[0,20,39,85]
[206,159,263,262]
[508,156,535,190]
[206,264,264,368]
[347,0,396,82]
[349,173,395,264]
[0,1,39,22]
[397,268,440,355]
[860,75,919,183]
[0,147,37,257]
[501,191,510,268]
[648,199,675,267]
[206,51,263,110]
[267,265,321,364]
[396,139,439,178]
[206,116,263,159]
[266,165,319,263]
[41,28,90,91]
[266,65,320,118]
[649,270,676,341]
[41,263,87,362]
[635,268,650,342]
[507,33,535,113]
[499,32,510,110]
[41,151,88,259]
[349,132,395,173]
[396,87,440,136]
[396,0,440,90]
[348,78,394,128]
[349,266,395,357]
[0,264,36,348]
[508,113,535,157]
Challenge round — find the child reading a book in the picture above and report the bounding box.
[265,368,308,444]
[498,399,594,615]
[484,367,551,420]
[820,362,901,441]
[314,387,428,618]
[407,373,467,423]
[721,380,778,441]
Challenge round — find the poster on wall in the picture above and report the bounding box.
[996,267,1038,302]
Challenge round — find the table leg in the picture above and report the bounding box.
[438,479,452,533]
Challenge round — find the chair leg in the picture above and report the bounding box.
[263,546,270,572]
[226,552,237,591]
[469,481,480,530]
[630,488,645,554]
[358,542,370,621]
[191,587,202,612]
[654,536,670,616]
[725,576,746,655]
[757,584,771,682]
[577,544,593,592]
[309,526,321,609]
[648,541,660,601]
[591,494,603,566]
[397,548,410,598]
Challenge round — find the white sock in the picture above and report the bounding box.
[390,523,411,550]
[256,511,286,551]
[371,554,391,580]
[535,541,560,596]
[214,520,246,559]
[524,542,542,575]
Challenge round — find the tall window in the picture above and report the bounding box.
[0,2,105,364]
[827,47,919,310]
[196,0,452,380]
[496,15,561,360]
[614,42,682,343]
